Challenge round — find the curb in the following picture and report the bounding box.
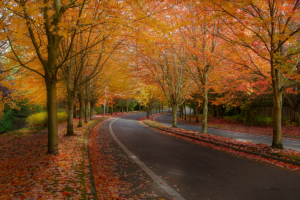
[176,118,300,141]
[86,120,102,200]
[141,119,300,169]
[85,112,141,199]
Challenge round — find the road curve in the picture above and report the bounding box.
[154,113,300,151]
[108,112,300,200]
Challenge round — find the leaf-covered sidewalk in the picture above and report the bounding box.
[178,117,300,140]
[0,112,132,199]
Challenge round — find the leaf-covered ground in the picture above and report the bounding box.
[142,119,300,173]
[89,116,174,200]
[178,116,300,139]
[0,112,132,199]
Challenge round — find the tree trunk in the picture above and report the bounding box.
[146,104,150,119]
[66,92,75,136]
[172,105,178,128]
[90,102,94,120]
[202,85,208,134]
[45,77,58,155]
[111,105,113,115]
[217,105,220,119]
[84,101,88,123]
[184,101,187,120]
[189,101,192,123]
[73,104,76,118]
[195,100,199,123]
[122,106,123,114]
[139,104,141,111]
[213,105,217,117]
[159,104,161,113]
[78,92,83,127]
[271,66,283,149]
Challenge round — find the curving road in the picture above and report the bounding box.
[107,112,300,200]
[154,113,300,151]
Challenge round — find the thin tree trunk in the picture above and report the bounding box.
[66,93,75,136]
[90,102,94,120]
[45,78,58,155]
[189,100,192,123]
[147,104,150,119]
[78,92,83,127]
[73,104,76,118]
[122,106,123,114]
[195,100,199,123]
[184,101,187,120]
[139,104,141,111]
[84,101,88,123]
[202,84,208,134]
[172,105,178,128]
[111,105,113,115]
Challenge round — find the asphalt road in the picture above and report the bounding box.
[154,113,300,151]
[109,112,300,200]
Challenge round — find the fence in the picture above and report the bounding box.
[244,106,299,121]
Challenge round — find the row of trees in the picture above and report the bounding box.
[132,0,300,149]
[1,0,300,153]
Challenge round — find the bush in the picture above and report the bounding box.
[224,114,244,123]
[252,116,272,126]
[26,112,68,127]
[0,109,14,133]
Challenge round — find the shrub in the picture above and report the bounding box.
[253,116,273,126]
[26,112,68,127]
[0,109,14,133]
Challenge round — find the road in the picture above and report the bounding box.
[108,112,300,200]
[154,113,300,151]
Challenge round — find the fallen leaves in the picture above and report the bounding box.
[178,117,300,140]
[0,119,105,199]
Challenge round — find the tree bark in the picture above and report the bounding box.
[184,101,187,120]
[73,104,76,118]
[45,77,58,155]
[78,92,83,127]
[146,104,150,119]
[66,92,75,135]
[90,102,94,120]
[189,100,192,123]
[202,85,208,134]
[84,100,88,123]
[194,100,199,123]
[111,105,113,115]
[172,105,178,128]
[271,64,283,149]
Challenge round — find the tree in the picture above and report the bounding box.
[213,0,300,148]
[3,0,89,154]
